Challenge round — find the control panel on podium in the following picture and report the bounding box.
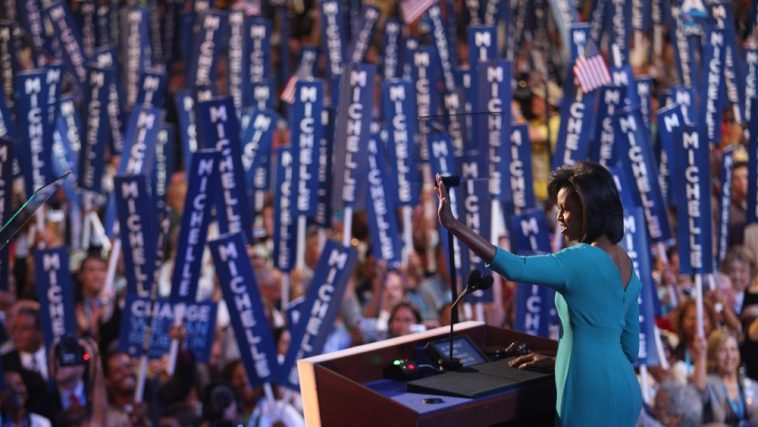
[298,321,558,427]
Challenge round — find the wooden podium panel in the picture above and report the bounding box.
[298,322,558,427]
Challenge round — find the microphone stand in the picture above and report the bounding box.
[440,175,461,324]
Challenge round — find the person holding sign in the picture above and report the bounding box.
[435,161,642,426]
[692,329,758,425]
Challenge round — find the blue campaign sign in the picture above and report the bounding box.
[273,147,297,273]
[92,47,124,154]
[14,69,52,196]
[196,97,253,242]
[78,65,112,194]
[43,1,87,90]
[716,147,735,264]
[119,295,218,362]
[467,25,496,118]
[671,86,696,125]
[382,18,402,79]
[591,85,624,166]
[114,175,158,297]
[443,90,468,157]
[382,80,419,207]
[656,104,685,207]
[122,6,151,110]
[34,247,76,350]
[672,125,713,275]
[315,108,335,228]
[710,2,744,122]
[333,63,375,210]
[0,139,12,290]
[745,49,758,124]
[748,102,758,224]
[44,63,63,133]
[348,5,380,64]
[208,233,279,386]
[280,241,358,390]
[227,10,249,111]
[509,210,556,339]
[175,89,200,173]
[427,3,456,92]
[152,125,175,215]
[475,59,512,200]
[291,80,325,218]
[701,27,726,144]
[118,106,165,177]
[608,0,631,61]
[319,0,347,102]
[428,133,462,270]
[507,124,536,216]
[188,10,228,88]
[619,206,660,367]
[240,108,276,194]
[171,150,220,302]
[367,137,402,267]
[508,209,551,254]
[0,22,18,109]
[76,0,95,55]
[636,77,653,130]
[247,16,272,83]
[411,46,439,165]
[553,76,598,170]
[135,70,167,108]
[457,155,493,303]
[248,80,274,111]
[614,106,672,243]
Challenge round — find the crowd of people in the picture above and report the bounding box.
[0,0,755,426]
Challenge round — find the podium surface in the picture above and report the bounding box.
[298,321,558,427]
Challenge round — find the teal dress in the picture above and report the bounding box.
[488,243,642,426]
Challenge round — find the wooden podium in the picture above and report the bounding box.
[298,321,558,427]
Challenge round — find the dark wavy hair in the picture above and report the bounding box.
[547,161,624,244]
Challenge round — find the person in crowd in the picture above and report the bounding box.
[158,403,202,427]
[708,273,742,334]
[722,246,756,314]
[224,359,259,425]
[636,381,703,427]
[387,301,423,338]
[0,370,52,427]
[103,352,154,427]
[692,329,758,425]
[0,300,54,420]
[668,298,719,384]
[436,161,642,425]
[361,265,406,341]
[74,252,113,338]
[742,274,758,381]
[728,161,748,248]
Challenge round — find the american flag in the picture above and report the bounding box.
[400,0,435,24]
[572,41,611,93]
[280,75,298,105]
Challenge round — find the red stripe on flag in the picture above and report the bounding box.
[281,75,298,104]
[401,0,435,24]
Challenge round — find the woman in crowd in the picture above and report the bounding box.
[692,329,758,425]
[435,161,642,426]
[387,301,423,338]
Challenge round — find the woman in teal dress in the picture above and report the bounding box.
[434,161,642,426]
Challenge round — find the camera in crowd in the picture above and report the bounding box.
[55,336,87,367]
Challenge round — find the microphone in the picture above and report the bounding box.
[439,269,492,371]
